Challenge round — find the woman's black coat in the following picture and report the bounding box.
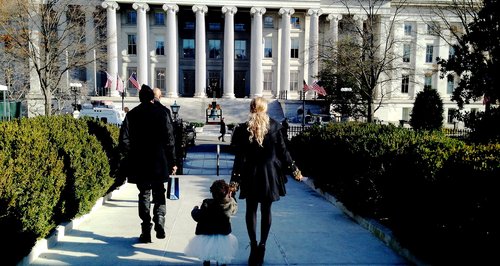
[230,119,295,202]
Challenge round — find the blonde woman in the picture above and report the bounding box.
[230,97,302,266]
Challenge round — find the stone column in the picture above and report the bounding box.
[250,7,266,97]
[133,3,150,86]
[307,8,322,87]
[101,1,120,96]
[327,14,342,51]
[56,5,69,91]
[85,6,97,95]
[222,6,237,98]
[353,14,367,45]
[163,4,179,98]
[193,5,208,98]
[279,8,294,99]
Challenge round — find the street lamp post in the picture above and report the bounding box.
[170,100,180,121]
[70,82,82,111]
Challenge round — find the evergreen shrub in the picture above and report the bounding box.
[289,122,499,264]
[0,115,116,264]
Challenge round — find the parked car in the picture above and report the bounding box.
[77,102,125,126]
[297,114,334,125]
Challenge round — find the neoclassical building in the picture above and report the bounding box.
[16,0,483,125]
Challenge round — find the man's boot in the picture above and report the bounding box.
[139,223,152,243]
[155,216,166,239]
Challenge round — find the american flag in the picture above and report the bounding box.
[129,72,140,90]
[116,74,124,93]
[303,80,310,92]
[311,80,327,96]
[104,71,113,89]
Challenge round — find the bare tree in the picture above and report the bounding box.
[318,0,408,122]
[0,0,107,116]
[423,0,481,46]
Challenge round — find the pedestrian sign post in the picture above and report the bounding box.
[0,85,7,121]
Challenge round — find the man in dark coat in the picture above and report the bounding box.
[119,85,177,243]
[153,88,174,125]
[218,117,226,142]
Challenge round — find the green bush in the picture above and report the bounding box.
[289,122,499,264]
[189,121,205,127]
[0,115,116,264]
[0,118,66,265]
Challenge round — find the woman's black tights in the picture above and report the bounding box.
[246,199,272,245]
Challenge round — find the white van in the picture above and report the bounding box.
[77,102,125,126]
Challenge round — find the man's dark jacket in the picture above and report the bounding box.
[119,102,176,184]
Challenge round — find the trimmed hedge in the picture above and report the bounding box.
[0,116,119,265]
[289,122,499,264]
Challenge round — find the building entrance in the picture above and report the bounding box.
[208,72,221,98]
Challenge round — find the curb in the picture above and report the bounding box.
[17,188,119,266]
[302,178,428,266]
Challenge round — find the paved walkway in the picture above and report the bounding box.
[29,131,409,266]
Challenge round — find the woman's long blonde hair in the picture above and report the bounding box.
[247,97,270,147]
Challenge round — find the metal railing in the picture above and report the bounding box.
[286,125,311,139]
[284,124,472,140]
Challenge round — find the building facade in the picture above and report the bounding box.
[21,0,484,125]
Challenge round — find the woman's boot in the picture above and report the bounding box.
[256,243,266,265]
[248,241,258,265]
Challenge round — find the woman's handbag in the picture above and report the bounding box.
[167,176,180,200]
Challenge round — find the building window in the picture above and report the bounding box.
[447,108,457,124]
[427,23,439,35]
[235,40,246,59]
[127,34,137,55]
[126,11,137,25]
[208,39,221,59]
[156,68,166,91]
[291,17,300,29]
[235,23,246,32]
[184,21,195,30]
[183,39,195,58]
[263,71,273,91]
[404,23,412,36]
[403,44,411,62]
[209,23,221,31]
[447,75,454,94]
[264,37,272,58]
[156,36,165,55]
[154,11,165,25]
[264,16,274,28]
[402,107,411,121]
[449,46,455,60]
[290,72,299,91]
[424,74,432,88]
[291,38,299,58]
[425,44,434,63]
[401,75,409,93]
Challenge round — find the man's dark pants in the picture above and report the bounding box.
[137,181,166,233]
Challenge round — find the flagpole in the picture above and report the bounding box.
[302,90,305,129]
[93,49,97,96]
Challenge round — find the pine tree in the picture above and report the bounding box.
[410,86,444,131]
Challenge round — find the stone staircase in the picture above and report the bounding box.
[93,96,286,125]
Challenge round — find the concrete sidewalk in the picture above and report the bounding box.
[30,133,409,266]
